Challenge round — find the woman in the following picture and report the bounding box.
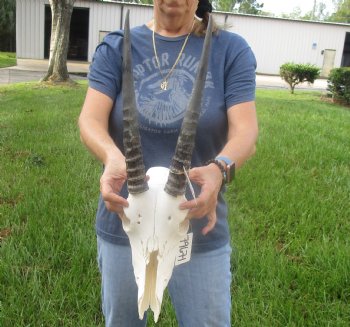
[79,0,258,326]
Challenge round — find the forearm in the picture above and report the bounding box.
[79,117,125,166]
[218,131,257,169]
[78,87,125,167]
[218,101,258,169]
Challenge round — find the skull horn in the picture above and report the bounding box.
[122,10,149,194]
[164,15,213,196]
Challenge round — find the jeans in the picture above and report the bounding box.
[97,236,232,327]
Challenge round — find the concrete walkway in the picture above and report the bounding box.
[0,59,89,84]
[256,73,328,91]
[0,58,329,91]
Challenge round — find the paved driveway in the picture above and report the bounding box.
[0,59,88,85]
[0,69,86,84]
[0,69,46,84]
[256,74,328,91]
[0,58,328,90]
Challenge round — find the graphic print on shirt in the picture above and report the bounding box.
[133,52,214,132]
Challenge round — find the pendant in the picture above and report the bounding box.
[160,80,168,90]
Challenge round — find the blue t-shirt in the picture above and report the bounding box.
[88,24,256,253]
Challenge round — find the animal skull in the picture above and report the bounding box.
[121,10,212,322]
[121,167,189,321]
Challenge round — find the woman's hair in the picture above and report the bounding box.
[193,0,218,36]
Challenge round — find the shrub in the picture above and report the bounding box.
[327,67,350,104]
[280,63,320,94]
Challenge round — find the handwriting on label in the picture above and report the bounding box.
[175,233,193,266]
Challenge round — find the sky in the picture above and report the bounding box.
[261,0,336,16]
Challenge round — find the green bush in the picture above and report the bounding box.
[327,67,350,104]
[280,63,320,94]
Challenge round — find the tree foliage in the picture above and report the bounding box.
[0,0,16,51]
[210,0,264,13]
[329,0,350,23]
[280,63,320,94]
[302,2,330,20]
[327,67,350,104]
[280,2,331,21]
[280,7,303,19]
[212,0,238,12]
[237,0,264,14]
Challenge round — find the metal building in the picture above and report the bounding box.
[16,0,350,76]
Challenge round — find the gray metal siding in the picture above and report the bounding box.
[86,4,153,61]
[86,1,122,62]
[16,0,46,59]
[16,0,350,74]
[218,13,349,74]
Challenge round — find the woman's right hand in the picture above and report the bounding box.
[79,88,130,216]
[100,161,129,215]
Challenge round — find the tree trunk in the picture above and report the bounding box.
[41,0,75,83]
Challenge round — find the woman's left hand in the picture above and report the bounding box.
[179,163,223,235]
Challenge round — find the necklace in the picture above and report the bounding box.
[152,20,195,90]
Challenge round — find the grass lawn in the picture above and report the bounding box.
[0,83,349,326]
[0,52,16,68]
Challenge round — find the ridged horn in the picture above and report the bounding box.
[164,15,213,196]
[122,10,149,194]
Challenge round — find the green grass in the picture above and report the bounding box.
[0,84,349,326]
[230,90,350,326]
[0,52,16,68]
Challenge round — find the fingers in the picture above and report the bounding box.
[181,200,217,235]
[187,166,200,181]
[179,198,198,212]
[100,175,128,215]
[181,198,208,219]
[103,191,129,214]
[102,191,128,215]
[180,193,218,235]
[179,165,221,235]
[202,210,217,236]
[180,183,218,217]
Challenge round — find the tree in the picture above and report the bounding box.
[237,0,264,14]
[327,67,350,104]
[281,7,303,19]
[212,0,237,12]
[303,1,330,21]
[0,0,16,52]
[329,0,350,23]
[280,2,330,21]
[211,0,264,13]
[42,0,75,83]
[138,0,153,4]
[280,63,320,94]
